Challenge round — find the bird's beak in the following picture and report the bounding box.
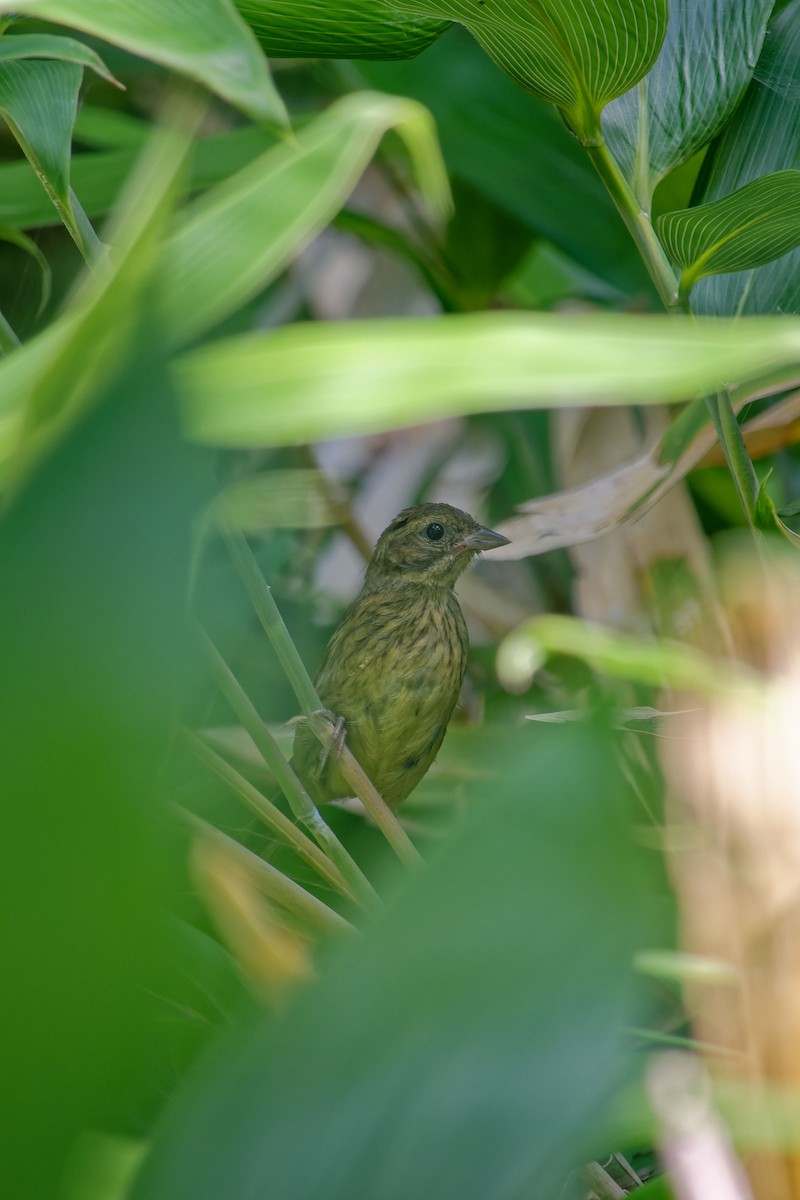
[459,525,511,551]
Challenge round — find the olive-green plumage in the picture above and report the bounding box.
[292,502,509,809]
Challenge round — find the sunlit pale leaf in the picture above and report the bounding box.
[0,0,287,128]
[374,0,667,142]
[237,0,449,59]
[176,312,800,448]
[603,0,772,207]
[159,92,451,344]
[658,171,800,298]
[0,32,121,85]
[693,0,800,316]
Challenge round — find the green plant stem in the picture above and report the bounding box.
[585,140,681,312]
[184,728,356,904]
[199,630,378,913]
[221,522,320,714]
[179,808,354,939]
[704,390,760,523]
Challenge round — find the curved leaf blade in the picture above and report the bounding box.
[378,0,667,141]
[160,92,451,345]
[0,0,287,128]
[658,170,800,296]
[0,32,122,86]
[0,225,52,315]
[693,0,800,316]
[175,312,800,448]
[237,0,450,60]
[603,0,773,207]
[0,57,81,207]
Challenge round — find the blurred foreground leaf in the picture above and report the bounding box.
[177,312,800,447]
[0,313,206,1200]
[134,720,665,1200]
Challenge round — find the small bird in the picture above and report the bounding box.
[292,503,510,809]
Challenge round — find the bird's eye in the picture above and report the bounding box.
[425,522,445,541]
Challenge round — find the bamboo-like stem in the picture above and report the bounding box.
[221,522,320,715]
[705,390,760,525]
[199,630,379,912]
[220,522,421,865]
[179,808,354,938]
[183,728,355,904]
[585,140,681,312]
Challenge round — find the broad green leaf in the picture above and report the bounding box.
[0,0,287,128]
[160,92,451,344]
[0,32,121,85]
[176,312,800,448]
[374,0,668,142]
[603,0,773,207]
[0,58,81,208]
[133,721,663,1200]
[237,0,449,59]
[693,0,800,316]
[658,170,800,298]
[359,30,653,297]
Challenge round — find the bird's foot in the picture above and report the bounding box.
[308,708,347,777]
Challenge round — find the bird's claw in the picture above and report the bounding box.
[308,708,346,777]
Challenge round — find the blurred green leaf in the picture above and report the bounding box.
[237,0,450,59]
[176,312,800,447]
[658,170,800,297]
[133,720,663,1200]
[0,97,199,483]
[693,0,800,315]
[0,125,277,230]
[0,0,288,127]
[0,31,122,84]
[0,305,205,1200]
[360,31,652,297]
[603,0,773,207]
[215,469,339,532]
[374,0,667,143]
[159,92,451,344]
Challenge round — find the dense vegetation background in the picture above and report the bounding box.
[2,2,800,1198]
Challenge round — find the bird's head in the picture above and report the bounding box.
[364,502,510,590]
